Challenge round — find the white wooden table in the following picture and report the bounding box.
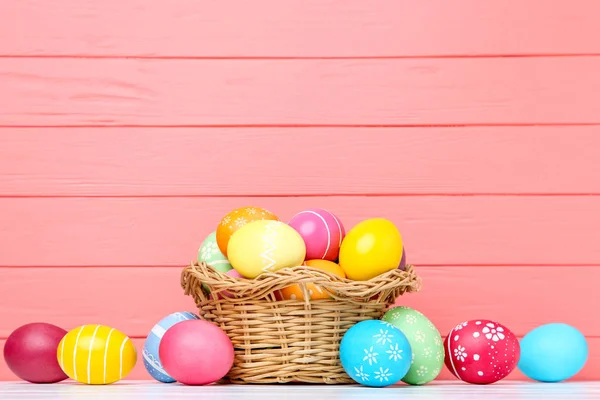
[1,381,600,400]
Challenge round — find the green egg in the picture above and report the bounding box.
[198,231,233,273]
[198,231,233,295]
[382,306,444,385]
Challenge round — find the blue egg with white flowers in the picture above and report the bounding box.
[340,319,412,387]
[143,311,201,382]
[518,323,588,382]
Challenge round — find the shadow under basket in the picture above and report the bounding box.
[181,261,421,384]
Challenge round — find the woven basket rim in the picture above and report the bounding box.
[181,261,421,305]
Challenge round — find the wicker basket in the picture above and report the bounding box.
[181,261,421,384]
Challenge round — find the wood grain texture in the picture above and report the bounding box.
[0,266,597,339]
[2,382,600,397]
[1,0,599,57]
[2,338,599,382]
[2,57,600,126]
[0,267,195,339]
[1,196,599,267]
[2,126,600,196]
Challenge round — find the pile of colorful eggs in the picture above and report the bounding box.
[197,206,408,300]
[2,205,590,387]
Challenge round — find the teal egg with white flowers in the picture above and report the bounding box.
[340,320,412,387]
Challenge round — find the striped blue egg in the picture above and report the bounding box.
[142,311,200,383]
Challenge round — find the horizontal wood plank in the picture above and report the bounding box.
[2,126,600,196]
[1,0,599,57]
[0,196,599,267]
[1,265,599,381]
[1,266,597,339]
[2,337,599,381]
[2,58,600,126]
[0,267,196,339]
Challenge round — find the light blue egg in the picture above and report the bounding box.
[518,323,588,382]
[143,311,201,383]
[340,320,412,387]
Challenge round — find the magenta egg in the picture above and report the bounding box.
[399,247,407,270]
[444,319,520,384]
[4,322,68,383]
[288,208,345,261]
[159,319,234,385]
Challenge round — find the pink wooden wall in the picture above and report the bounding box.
[1,0,599,381]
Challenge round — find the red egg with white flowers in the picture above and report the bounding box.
[444,319,520,384]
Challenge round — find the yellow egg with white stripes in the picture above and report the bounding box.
[57,325,137,385]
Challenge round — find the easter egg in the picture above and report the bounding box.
[210,269,245,299]
[198,231,232,272]
[338,218,403,281]
[3,322,68,383]
[340,320,412,387]
[227,220,306,278]
[288,208,345,261]
[382,306,444,385]
[216,206,279,257]
[58,324,137,385]
[279,259,345,300]
[518,323,588,382]
[444,320,520,384]
[159,319,234,385]
[143,312,200,383]
[399,247,407,270]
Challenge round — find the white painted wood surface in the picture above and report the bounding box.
[0,381,599,400]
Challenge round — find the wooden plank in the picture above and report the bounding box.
[1,266,598,339]
[1,196,599,267]
[2,126,600,196]
[397,266,600,337]
[0,267,196,339]
[2,381,600,395]
[2,58,600,126]
[1,1,599,57]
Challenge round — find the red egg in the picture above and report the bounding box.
[3,322,68,383]
[159,319,234,385]
[444,319,520,384]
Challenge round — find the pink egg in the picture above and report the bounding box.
[288,208,345,261]
[211,269,244,300]
[226,269,243,279]
[159,319,234,385]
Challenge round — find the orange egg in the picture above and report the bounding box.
[216,206,279,257]
[279,259,346,301]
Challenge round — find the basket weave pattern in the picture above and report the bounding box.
[181,262,421,384]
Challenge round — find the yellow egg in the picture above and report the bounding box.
[57,324,137,385]
[280,259,346,300]
[227,220,306,278]
[338,218,403,281]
